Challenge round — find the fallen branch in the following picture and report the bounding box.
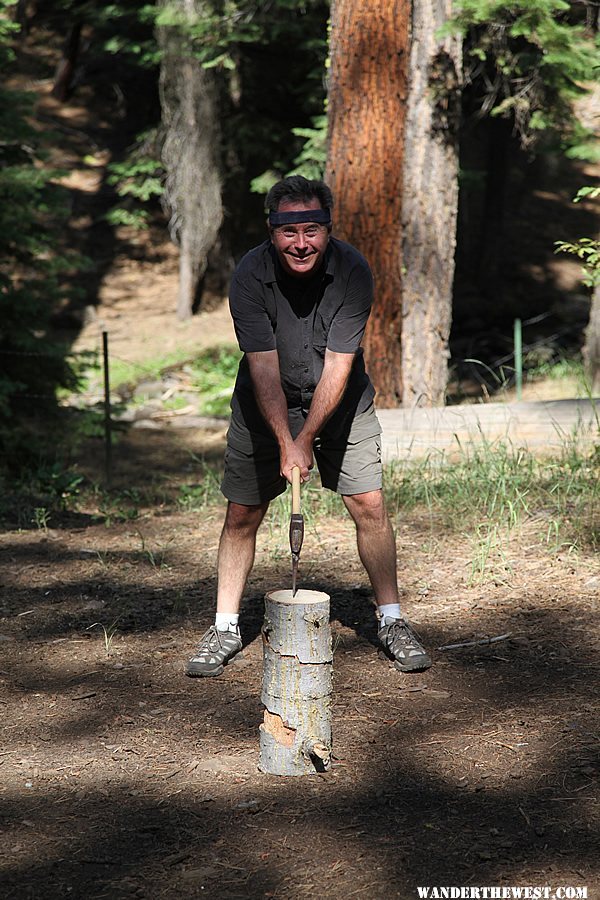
[481,737,518,753]
[437,632,512,651]
[150,405,197,418]
[518,806,531,826]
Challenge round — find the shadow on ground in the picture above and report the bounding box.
[0,539,598,898]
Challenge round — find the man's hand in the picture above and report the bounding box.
[246,348,354,486]
[280,434,313,484]
[246,351,313,483]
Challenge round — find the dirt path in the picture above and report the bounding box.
[377,399,600,461]
[70,241,236,368]
[1,429,598,899]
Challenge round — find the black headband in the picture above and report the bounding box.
[268,208,331,226]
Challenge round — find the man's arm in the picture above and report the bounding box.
[247,351,313,482]
[295,349,354,451]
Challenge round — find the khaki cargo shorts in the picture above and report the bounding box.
[221,402,383,506]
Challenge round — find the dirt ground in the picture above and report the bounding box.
[1,426,599,900]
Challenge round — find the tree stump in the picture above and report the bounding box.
[259,589,333,776]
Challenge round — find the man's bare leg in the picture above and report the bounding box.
[216,500,270,614]
[342,490,398,605]
[343,489,431,672]
[186,500,269,677]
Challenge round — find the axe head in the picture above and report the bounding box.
[289,513,304,596]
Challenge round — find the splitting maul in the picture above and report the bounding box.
[289,465,304,596]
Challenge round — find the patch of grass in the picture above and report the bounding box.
[177,458,223,511]
[256,437,598,580]
[87,619,120,656]
[524,352,589,390]
[32,506,52,532]
[385,443,529,530]
[188,345,241,417]
[73,343,242,425]
[468,523,512,586]
[0,461,85,529]
[75,343,242,417]
[82,434,598,582]
[527,355,582,381]
[385,438,599,566]
[135,529,175,569]
[163,395,193,412]
[75,350,175,395]
[88,486,141,526]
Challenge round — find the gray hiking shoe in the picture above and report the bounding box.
[185,625,242,677]
[378,616,432,672]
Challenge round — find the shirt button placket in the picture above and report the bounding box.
[302,324,310,394]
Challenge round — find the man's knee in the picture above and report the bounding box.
[224,500,269,534]
[343,489,388,526]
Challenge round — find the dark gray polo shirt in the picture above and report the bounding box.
[229,236,376,438]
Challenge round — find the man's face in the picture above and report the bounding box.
[269,199,330,279]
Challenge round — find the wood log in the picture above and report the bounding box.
[259,589,333,776]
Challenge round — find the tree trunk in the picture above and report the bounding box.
[15,0,36,35]
[158,0,223,321]
[174,53,203,321]
[585,1,599,35]
[576,82,600,395]
[401,1,461,408]
[583,280,600,394]
[259,590,333,777]
[326,0,410,406]
[177,222,199,321]
[51,21,82,102]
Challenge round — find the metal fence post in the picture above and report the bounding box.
[514,318,523,401]
[102,330,112,486]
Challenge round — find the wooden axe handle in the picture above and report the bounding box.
[291,465,301,515]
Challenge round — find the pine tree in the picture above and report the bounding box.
[401,0,462,407]
[446,0,599,306]
[326,0,410,406]
[0,0,81,472]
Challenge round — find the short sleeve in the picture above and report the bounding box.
[326,262,374,353]
[229,272,276,353]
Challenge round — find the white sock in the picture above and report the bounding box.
[215,612,240,633]
[377,603,402,626]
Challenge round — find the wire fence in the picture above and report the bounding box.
[1,331,115,483]
[458,313,584,400]
[1,316,586,484]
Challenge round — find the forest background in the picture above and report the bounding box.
[1,0,599,492]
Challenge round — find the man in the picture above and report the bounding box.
[186,175,431,678]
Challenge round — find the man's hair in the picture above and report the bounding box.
[265,175,333,214]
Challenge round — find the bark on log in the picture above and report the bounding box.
[259,589,332,777]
